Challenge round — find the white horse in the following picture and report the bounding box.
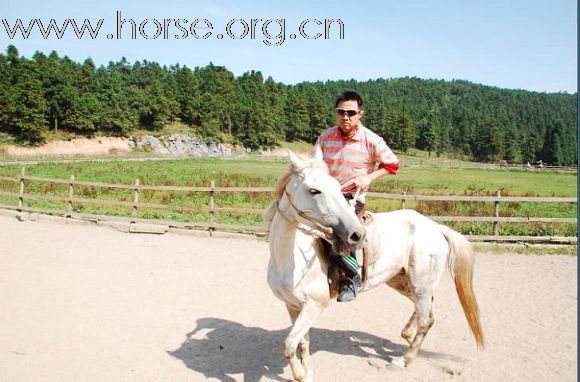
[266,153,484,382]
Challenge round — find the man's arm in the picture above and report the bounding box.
[341,154,399,193]
[341,166,393,192]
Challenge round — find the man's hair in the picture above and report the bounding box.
[335,91,364,109]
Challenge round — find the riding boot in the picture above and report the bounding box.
[337,252,363,302]
[337,273,363,302]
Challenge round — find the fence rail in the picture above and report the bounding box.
[0,170,576,243]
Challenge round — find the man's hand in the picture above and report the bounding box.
[341,174,372,193]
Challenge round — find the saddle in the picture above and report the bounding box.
[319,209,374,298]
[356,207,373,282]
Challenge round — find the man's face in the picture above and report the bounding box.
[335,100,363,134]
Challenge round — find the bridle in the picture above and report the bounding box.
[274,165,370,282]
[275,170,334,240]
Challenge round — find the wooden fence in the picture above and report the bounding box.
[0,169,576,243]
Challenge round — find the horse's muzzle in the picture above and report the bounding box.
[346,227,366,249]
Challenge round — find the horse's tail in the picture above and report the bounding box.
[441,225,485,348]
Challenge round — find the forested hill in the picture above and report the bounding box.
[0,45,576,165]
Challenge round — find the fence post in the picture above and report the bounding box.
[401,191,406,210]
[132,179,140,221]
[493,190,501,235]
[18,167,25,212]
[67,174,75,217]
[209,180,215,231]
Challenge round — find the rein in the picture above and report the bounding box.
[274,166,372,284]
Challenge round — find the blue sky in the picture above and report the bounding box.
[1,0,577,93]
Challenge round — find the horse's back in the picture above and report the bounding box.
[371,209,443,239]
[374,208,449,250]
[369,209,449,283]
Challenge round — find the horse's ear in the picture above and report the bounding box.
[288,150,304,170]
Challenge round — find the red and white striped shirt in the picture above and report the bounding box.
[313,123,399,202]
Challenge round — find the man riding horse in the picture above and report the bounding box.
[312,91,400,302]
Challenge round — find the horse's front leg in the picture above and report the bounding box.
[286,305,313,372]
[284,301,324,382]
[298,331,312,376]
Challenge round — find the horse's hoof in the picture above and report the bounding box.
[295,375,313,382]
[390,356,406,370]
[401,333,413,345]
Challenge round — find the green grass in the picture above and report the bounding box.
[0,157,576,236]
[371,166,577,196]
[1,158,575,195]
[278,140,315,154]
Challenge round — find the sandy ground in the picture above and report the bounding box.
[0,213,576,382]
[4,137,131,157]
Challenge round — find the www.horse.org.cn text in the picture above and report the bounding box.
[1,11,345,47]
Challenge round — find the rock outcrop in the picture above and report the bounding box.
[129,135,233,157]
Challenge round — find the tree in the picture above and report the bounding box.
[521,134,537,163]
[0,46,575,157]
[392,110,415,152]
[263,77,287,145]
[304,85,328,143]
[10,60,49,142]
[173,65,202,126]
[131,61,179,129]
[0,53,15,134]
[234,70,280,149]
[472,117,505,162]
[93,67,138,135]
[195,63,237,137]
[543,121,565,165]
[283,88,309,141]
[416,111,439,157]
[503,124,522,164]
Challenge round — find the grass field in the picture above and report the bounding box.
[0,156,576,237]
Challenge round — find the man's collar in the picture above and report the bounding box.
[336,123,363,141]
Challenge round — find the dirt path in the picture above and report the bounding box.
[3,137,131,157]
[0,214,576,381]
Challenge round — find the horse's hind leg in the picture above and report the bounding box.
[402,293,435,367]
[284,302,323,382]
[401,312,417,345]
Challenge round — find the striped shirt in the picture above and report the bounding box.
[313,123,399,202]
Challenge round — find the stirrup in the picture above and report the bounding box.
[337,277,360,302]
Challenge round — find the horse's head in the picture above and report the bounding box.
[277,151,366,251]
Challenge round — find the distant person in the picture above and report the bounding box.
[312,91,399,302]
[526,161,532,169]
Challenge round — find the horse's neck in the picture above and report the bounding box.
[268,207,332,308]
[270,212,320,267]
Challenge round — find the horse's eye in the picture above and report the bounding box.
[309,188,321,195]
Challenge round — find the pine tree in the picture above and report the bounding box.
[5,46,48,142]
[283,89,310,142]
[416,111,439,157]
[195,63,237,138]
[173,65,202,126]
[472,117,505,162]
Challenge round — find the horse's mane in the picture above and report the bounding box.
[264,154,328,223]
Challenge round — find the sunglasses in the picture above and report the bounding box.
[335,108,359,117]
